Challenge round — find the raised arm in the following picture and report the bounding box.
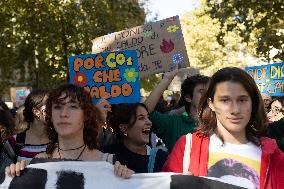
[144,69,178,113]
[95,98,112,123]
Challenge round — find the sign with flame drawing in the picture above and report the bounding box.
[92,16,190,78]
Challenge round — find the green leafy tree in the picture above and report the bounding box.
[181,3,258,76]
[0,0,146,97]
[205,0,284,62]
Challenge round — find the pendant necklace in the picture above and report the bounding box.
[58,144,86,160]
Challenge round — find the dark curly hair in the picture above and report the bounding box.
[198,67,266,145]
[109,103,149,140]
[178,75,210,112]
[0,101,9,111]
[0,109,15,142]
[45,84,104,154]
[23,89,49,123]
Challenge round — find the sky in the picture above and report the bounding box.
[145,0,200,21]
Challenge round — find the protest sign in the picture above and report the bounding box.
[168,67,199,92]
[0,161,245,189]
[10,87,31,108]
[69,50,141,104]
[245,62,284,96]
[92,16,190,78]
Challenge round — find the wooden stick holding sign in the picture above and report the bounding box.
[68,50,141,104]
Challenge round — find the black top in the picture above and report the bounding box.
[267,118,284,152]
[105,143,168,173]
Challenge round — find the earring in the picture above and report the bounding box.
[49,125,54,130]
[123,132,128,137]
[251,124,257,131]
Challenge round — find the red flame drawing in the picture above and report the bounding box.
[160,39,174,53]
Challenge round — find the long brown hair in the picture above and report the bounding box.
[45,84,103,154]
[198,67,266,145]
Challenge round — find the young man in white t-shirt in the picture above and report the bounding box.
[162,67,284,189]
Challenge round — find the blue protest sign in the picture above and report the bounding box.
[245,62,284,96]
[69,50,141,104]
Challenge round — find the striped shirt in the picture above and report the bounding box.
[8,134,48,163]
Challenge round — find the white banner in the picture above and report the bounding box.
[0,161,245,189]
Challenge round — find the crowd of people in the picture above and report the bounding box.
[0,67,284,188]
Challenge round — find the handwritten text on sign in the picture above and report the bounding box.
[69,50,141,104]
[245,62,284,96]
[92,16,190,78]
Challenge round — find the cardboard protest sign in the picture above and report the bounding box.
[168,67,199,92]
[245,62,284,96]
[69,50,141,104]
[15,89,30,108]
[92,16,190,78]
[10,87,31,108]
[0,161,245,189]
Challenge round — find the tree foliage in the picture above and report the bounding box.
[0,0,146,96]
[205,0,284,62]
[181,5,257,76]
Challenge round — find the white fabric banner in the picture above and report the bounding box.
[0,161,245,189]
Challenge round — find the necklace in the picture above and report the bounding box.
[58,144,86,160]
[58,144,85,151]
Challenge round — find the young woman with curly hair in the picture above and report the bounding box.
[6,84,133,179]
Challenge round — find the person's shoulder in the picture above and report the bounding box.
[181,114,195,122]
[35,152,49,158]
[174,134,188,147]
[85,149,114,163]
[101,142,121,154]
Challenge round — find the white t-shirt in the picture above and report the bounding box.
[207,134,261,189]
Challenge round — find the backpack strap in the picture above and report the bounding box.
[148,147,158,173]
[189,133,209,176]
[183,133,192,174]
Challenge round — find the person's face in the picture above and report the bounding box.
[209,81,252,138]
[267,100,284,122]
[261,93,272,110]
[187,83,207,109]
[124,106,152,145]
[51,94,85,138]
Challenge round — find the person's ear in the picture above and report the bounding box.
[184,95,192,103]
[32,108,41,118]
[208,98,215,112]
